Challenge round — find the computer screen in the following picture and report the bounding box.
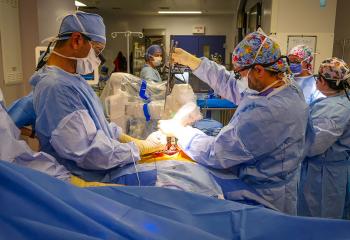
[35,46,99,85]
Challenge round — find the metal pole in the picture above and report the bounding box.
[111,31,144,74]
[126,31,130,73]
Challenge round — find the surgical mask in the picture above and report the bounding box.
[290,63,302,74]
[241,68,259,94]
[242,68,282,95]
[290,57,312,75]
[52,43,101,75]
[152,56,162,67]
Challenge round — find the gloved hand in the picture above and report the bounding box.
[173,102,202,126]
[158,119,185,138]
[119,133,165,155]
[146,130,167,145]
[158,102,202,138]
[172,48,202,70]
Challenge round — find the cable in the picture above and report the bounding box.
[130,149,141,187]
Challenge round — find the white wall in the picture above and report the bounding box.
[100,13,235,72]
[268,0,337,73]
[0,0,39,105]
[20,0,40,95]
[36,0,75,42]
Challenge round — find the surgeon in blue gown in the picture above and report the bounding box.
[298,57,350,219]
[159,30,309,214]
[288,44,324,104]
[30,12,163,182]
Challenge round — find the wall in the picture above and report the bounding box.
[36,0,75,43]
[268,0,337,73]
[0,0,75,106]
[99,13,235,72]
[19,0,40,95]
[333,0,350,63]
[0,0,38,105]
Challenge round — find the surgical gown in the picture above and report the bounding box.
[294,75,324,105]
[177,58,309,214]
[7,91,36,128]
[0,103,70,181]
[298,94,350,219]
[140,64,162,83]
[30,66,140,182]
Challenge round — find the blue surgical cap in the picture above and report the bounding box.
[58,11,106,44]
[145,45,162,61]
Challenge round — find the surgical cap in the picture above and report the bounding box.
[288,45,313,62]
[319,57,350,84]
[288,45,314,71]
[58,11,106,44]
[145,45,162,61]
[232,31,288,72]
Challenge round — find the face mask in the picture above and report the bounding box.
[152,56,162,67]
[241,68,282,95]
[290,63,302,74]
[52,43,101,75]
[236,75,248,93]
[241,68,259,94]
[290,56,312,75]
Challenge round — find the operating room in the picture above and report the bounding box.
[1,0,350,239]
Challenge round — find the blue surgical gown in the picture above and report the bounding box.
[0,103,70,181]
[298,94,350,219]
[140,64,162,83]
[7,92,36,128]
[294,75,324,105]
[177,58,309,214]
[30,66,140,182]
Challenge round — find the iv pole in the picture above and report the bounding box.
[111,31,144,73]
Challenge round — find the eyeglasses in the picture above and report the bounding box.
[233,56,289,79]
[57,32,105,56]
[76,33,105,56]
[288,55,302,64]
[233,67,250,79]
[313,74,331,82]
[290,60,302,64]
[91,41,105,56]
